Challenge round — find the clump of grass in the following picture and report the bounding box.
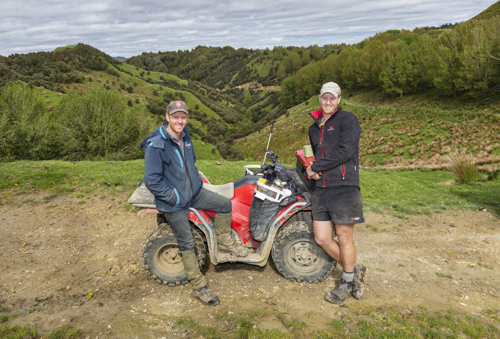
[448,150,477,184]
[436,272,453,279]
[0,325,82,338]
[43,193,58,201]
[286,318,307,331]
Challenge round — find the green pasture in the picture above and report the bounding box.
[0,160,498,216]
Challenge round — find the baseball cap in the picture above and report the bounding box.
[320,82,341,98]
[166,101,189,115]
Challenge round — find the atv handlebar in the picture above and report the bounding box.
[263,148,279,164]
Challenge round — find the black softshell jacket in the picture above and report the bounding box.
[308,106,361,189]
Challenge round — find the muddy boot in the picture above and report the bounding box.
[193,284,219,306]
[180,249,207,290]
[325,279,353,304]
[352,263,366,300]
[215,212,248,257]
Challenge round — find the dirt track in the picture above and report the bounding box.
[1,194,499,338]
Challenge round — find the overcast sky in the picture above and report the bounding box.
[0,0,496,58]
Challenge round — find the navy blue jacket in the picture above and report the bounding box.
[308,106,361,189]
[141,122,202,213]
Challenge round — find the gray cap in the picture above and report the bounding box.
[166,101,189,115]
[320,82,341,98]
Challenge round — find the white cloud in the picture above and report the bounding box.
[0,0,496,57]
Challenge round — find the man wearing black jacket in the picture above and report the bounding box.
[306,82,366,304]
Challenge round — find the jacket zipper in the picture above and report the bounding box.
[341,163,345,180]
[318,108,339,188]
[175,143,195,196]
[320,123,326,188]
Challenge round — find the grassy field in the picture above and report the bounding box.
[1,159,498,216]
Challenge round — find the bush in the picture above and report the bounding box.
[56,86,157,160]
[448,150,477,184]
[0,83,53,161]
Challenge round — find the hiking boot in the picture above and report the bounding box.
[325,279,353,304]
[352,263,366,300]
[218,241,248,257]
[193,285,219,306]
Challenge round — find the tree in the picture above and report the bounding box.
[284,52,302,73]
[380,41,418,97]
[276,64,286,81]
[456,21,498,97]
[433,30,463,97]
[0,83,51,160]
[242,91,252,106]
[301,50,311,66]
[332,46,362,89]
[56,86,157,160]
[356,39,387,88]
[280,77,296,109]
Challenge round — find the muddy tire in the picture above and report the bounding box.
[272,221,336,283]
[142,224,207,286]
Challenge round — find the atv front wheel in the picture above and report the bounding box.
[142,225,207,286]
[272,221,336,283]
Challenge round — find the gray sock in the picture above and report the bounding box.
[342,271,354,283]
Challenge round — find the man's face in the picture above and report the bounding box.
[319,93,340,115]
[166,111,188,135]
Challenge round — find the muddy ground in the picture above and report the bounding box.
[0,194,499,338]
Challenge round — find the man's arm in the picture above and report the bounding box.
[144,145,178,206]
[310,114,361,172]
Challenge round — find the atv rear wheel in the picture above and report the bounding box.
[142,224,207,286]
[272,221,336,283]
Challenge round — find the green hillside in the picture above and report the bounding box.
[0,44,242,161]
[2,1,500,165]
[235,91,500,170]
[473,0,500,20]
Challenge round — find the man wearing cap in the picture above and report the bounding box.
[306,82,366,304]
[140,101,248,306]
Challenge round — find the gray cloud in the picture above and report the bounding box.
[0,0,495,57]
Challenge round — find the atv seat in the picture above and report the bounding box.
[202,183,234,200]
[128,181,235,209]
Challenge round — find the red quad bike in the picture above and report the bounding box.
[128,149,336,285]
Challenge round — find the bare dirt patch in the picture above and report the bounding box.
[1,195,499,337]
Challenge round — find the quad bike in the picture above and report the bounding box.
[128,149,336,286]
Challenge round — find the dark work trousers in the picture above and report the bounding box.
[162,187,232,251]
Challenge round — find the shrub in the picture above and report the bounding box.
[56,86,157,160]
[448,150,477,184]
[0,83,53,161]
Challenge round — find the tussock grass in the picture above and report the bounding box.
[448,150,478,184]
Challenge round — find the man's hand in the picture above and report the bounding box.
[306,165,321,181]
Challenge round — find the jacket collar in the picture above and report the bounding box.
[309,106,341,126]
[160,121,190,141]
